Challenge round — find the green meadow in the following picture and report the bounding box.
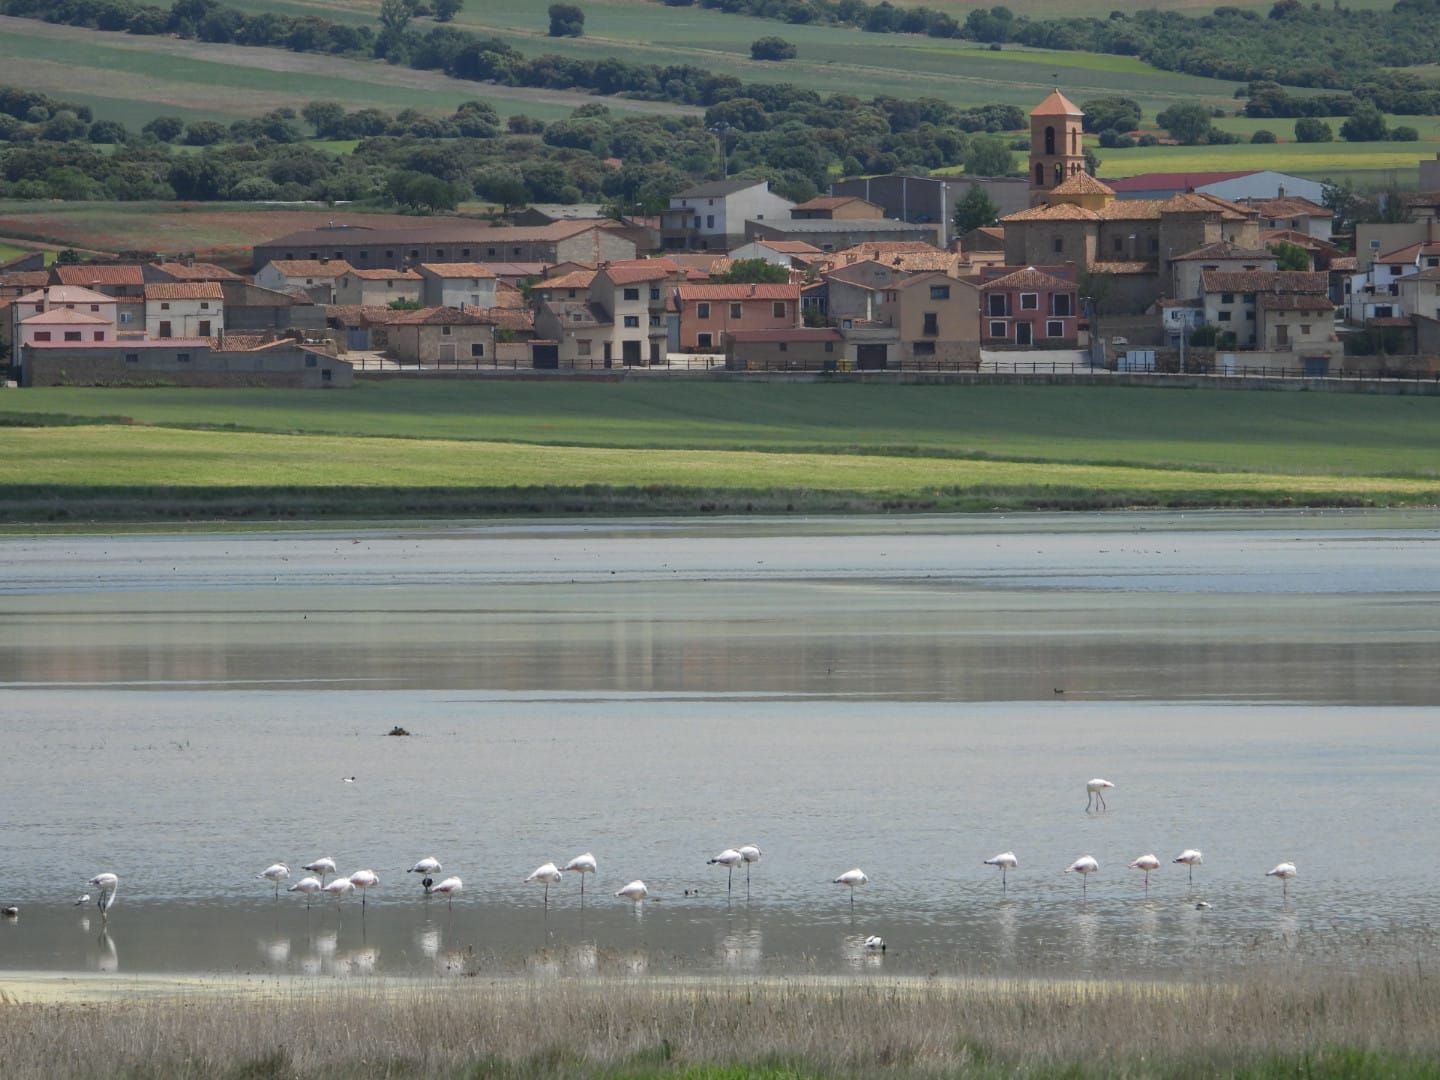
[3,382,1439,521]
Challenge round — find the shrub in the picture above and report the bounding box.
[1391,126,1419,142]
[547,3,583,37]
[750,36,797,61]
[1250,129,1277,143]
[1294,117,1333,143]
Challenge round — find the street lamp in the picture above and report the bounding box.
[707,122,731,179]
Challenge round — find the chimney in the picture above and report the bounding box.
[748,283,756,296]
[1277,186,1286,198]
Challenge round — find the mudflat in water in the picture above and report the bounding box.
[1,512,1437,980]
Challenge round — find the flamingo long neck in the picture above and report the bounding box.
[100,883,117,910]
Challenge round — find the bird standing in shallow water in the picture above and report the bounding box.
[1065,856,1099,898]
[1129,854,1160,893]
[428,876,463,910]
[864,934,885,952]
[1267,862,1297,898]
[258,863,289,900]
[348,869,379,909]
[289,876,322,908]
[87,873,119,921]
[708,848,743,896]
[562,853,598,902]
[525,863,563,906]
[738,845,762,899]
[1086,779,1114,812]
[985,851,1018,891]
[615,880,648,904]
[303,858,336,886]
[408,857,441,877]
[833,868,868,905]
[1173,849,1203,886]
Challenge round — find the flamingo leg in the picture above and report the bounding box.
[1002,866,1007,892]
[746,863,751,900]
[728,866,733,896]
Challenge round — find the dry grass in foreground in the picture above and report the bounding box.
[4,970,1440,1078]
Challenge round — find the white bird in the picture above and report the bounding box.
[708,848,743,896]
[1173,849,1203,885]
[348,869,379,908]
[562,853,598,901]
[864,934,885,952]
[428,876,463,910]
[288,876,323,908]
[738,844,762,899]
[524,862,563,905]
[833,868,868,905]
[1086,778,1114,812]
[74,894,91,907]
[984,851,1018,891]
[1129,853,1160,892]
[615,879,648,904]
[342,776,356,783]
[303,857,337,885]
[323,877,354,903]
[1195,900,1211,910]
[1065,855,1099,897]
[1267,861,1298,898]
[257,862,289,900]
[87,873,119,920]
[408,857,442,877]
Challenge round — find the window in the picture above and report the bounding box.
[1149,238,1159,254]
[125,353,139,364]
[386,250,395,259]
[577,339,592,356]
[988,321,1007,338]
[471,343,485,357]
[623,315,640,328]
[1218,311,1232,322]
[442,325,452,336]
[1052,236,1064,253]
[1301,324,1312,334]
[487,248,497,257]
[1019,293,1038,310]
[922,313,938,336]
[64,331,82,341]
[987,294,1006,317]
[176,352,191,363]
[778,342,788,352]
[161,302,171,311]
[93,331,104,341]
[1046,320,1064,338]
[159,321,172,337]
[730,303,742,319]
[322,369,332,383]
[200,301,210,310]
[772,302,786,318]
[1221,292,1234,304]
[435,250,445,259]
[410,250,419,259]
[334,251,343,260]
[119,312,133,324]
[706,215,715,228]
[90,304,99,312]
[649,315,661,328]
[360,251,369,260]
[33,331,51,342]
[198,320,211,336]
[697,333,713,348]
[1113,237,1123,253]
[1203,265,1219,272]
[1052,294,1073,316]
[912,341,935,355]
[693,216,701,229]
[697,302,711,319]
[929,285,950,300]
[824,342,834,353]
[1369,239,1381,250]
[650,288,660,301]
[624,288,640,301]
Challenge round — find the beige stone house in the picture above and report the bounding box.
[333,268,423,307]
[254,259,352,303]
[1200,270,1329,347]
[144,282,224,340]
[385,307,495,365]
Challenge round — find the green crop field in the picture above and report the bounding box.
[3,382,1439,522]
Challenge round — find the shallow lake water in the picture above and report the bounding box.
[2,511,1438,981]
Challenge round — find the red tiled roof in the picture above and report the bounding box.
[346,268,421,281]
[143,282,225,300]
[264,259,352,278]
[1049,172,1114,197]
[54,264,144,287]
[752,240,824,254]
[1031,89,1083,117]
[1257,292,1335,311]
[979,266,1075,291]
[675,283,800,301]
[1200,270,1328,293]
[1,270,49,289]
[21,308,112,325]
[385,305,492,325]
[1248,196,1332,218]
[153,261,244,282]
[538,270,598,291]
[601,264,678,285]
[418,262,498,278]
[792,196,873,211]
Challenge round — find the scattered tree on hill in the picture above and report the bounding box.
[548,3,584,37]
[1339,104,1387,142]
[432,0,464,21]
[750,36,797,60]
[1293,117,1333,143]
[1080,96,1141,135]
[1391,125,1419,141]
[379,0,413,35]
[141,116,184,143]
[1155,104,1213,146]
[952,182,999,235]
[711,259,791,284]
[1270,240,1310,271]
[388,169,464,212]
[963,134,1015,176]
[1250,129,1276,143]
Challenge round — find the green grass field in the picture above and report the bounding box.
[3,382,1439,521]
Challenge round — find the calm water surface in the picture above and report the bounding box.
[2,511,1438,981]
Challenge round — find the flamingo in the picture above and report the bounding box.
[323,877,354,904]
[833,868,868,904]
[87,873,119,921]
[1129,854,1160,892]
[348,869,379,909]
[562,853,597,901]
[1065,855,1099,897]
[864,935,885,952]
[615,879,648,904]
[303,857,337,886]
[428,876,463,910]
[1266,862,1297,898]
[738,844,762,899]
[408,857,441,877]
[288,876,323,908]
[257,862,289,900]
[1173,849,1203,885]
[524,862,563,906]
[1086,779,1114,811]
[708,848,743,896]
[984,851,1018,891]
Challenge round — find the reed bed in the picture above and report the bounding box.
[4,970,1440,1078]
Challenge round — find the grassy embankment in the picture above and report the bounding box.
[3,971,1440,1078]
[2,382,1439,522]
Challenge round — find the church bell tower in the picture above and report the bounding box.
[1029,90,1085,204]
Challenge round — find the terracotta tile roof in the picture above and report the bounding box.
[143,282,225,300]
[324,304,401,326]
[538,270,598,291]
[1002,202,1100,223]
[1366,315,1412,327]
[18,285,115,305]
[792,196,873,211]
[1256,292,1336,311]
[1172,241,1275,261]
[601,264,678,285]
[492,281,526,308]
[54,264,144,287]
[265,259,352,278]
[675,283,800,301]
[21,308,112,325]
[1260,229,1338,253]
[1248,196,1331,218]
[345,268,421,281]
[484,307,535,332]
[751,240,824,254]
[153,261,243,282]
[418,262,498,278]
[1200,270,1328,294]
[1031,89,1083,117]
[1330,256,1357,271]
[1049,172,1114,197]
[1,270,49,289]
[979,266,1076,291]
[1407,267,1440,282]
[209,333,273,351]
[385,305,493,326]
[1088,261,1153,274]
[667,253,734,273]
[1375,241,1440,264]
[1159,192,1254,220]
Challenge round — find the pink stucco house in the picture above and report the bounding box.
[672,282,801,351]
